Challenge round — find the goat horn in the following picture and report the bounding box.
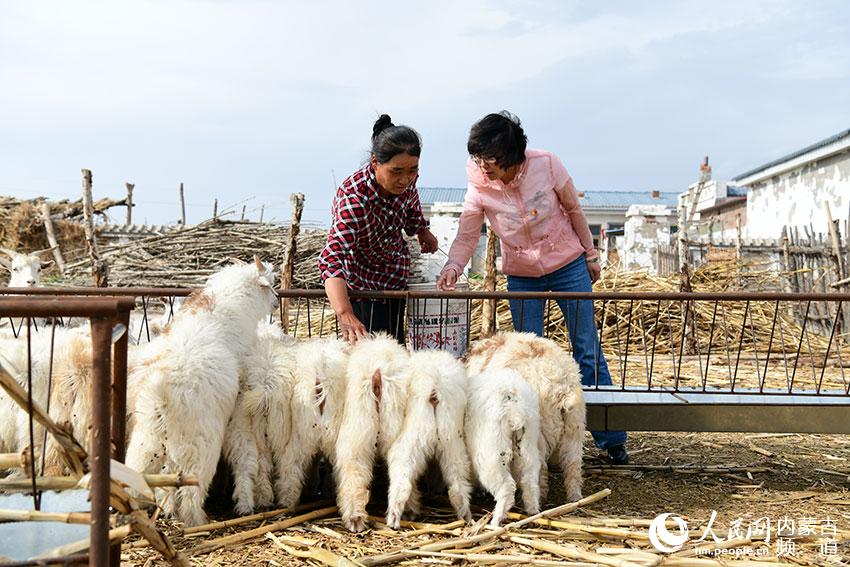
[31,246,58,256]
[254,255,263,271]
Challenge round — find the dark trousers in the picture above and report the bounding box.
[351,298,407,345]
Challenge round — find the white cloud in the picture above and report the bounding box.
[0,0,791,128]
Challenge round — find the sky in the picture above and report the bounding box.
[1,0,849,227]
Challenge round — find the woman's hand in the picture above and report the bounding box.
[436,267,458,291]
[338,311,368,344]
[324,277,367,344]
[417,228,438,253]
[587,259,602,283]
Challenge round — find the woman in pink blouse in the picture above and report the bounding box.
[437,111,628,465]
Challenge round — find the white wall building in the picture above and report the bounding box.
[621,205,677,273]
[733,128,850,240]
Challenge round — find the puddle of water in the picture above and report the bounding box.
[0,490,90,560]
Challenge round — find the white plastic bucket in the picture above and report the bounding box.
[406,282,469,357]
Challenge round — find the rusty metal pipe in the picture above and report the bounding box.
[109,308,130,567]
[0,286,192,297]
[4,286,850,302]
[88,315,113,567]
[0,297,135,317]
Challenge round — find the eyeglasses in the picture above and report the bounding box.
[471,155,499,167]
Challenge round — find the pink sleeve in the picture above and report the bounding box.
[551,155,597,259]
[442,185,485,276]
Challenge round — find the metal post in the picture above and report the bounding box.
[109,307,130,566]
[89,315,113,567]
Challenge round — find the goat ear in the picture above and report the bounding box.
[0,247,17,258]
[40,260,54,270]
[0,257,9,270]
[32,246,58,257]
[253,255,263,271]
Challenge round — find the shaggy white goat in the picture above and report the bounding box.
[385,349,472,529]
[0,332,55,458]
[125,258,277,526]
[223,321,297,514]
[335,333,410,532]
[464,332,586,503]
[273,336,349,508]
[1,325,148,477]
[465,367,543,526]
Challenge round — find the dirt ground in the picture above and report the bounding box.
[121,431,850,566]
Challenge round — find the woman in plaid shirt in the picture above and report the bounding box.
[318,115,438,344]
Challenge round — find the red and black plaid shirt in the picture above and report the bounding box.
[318,163,428,291]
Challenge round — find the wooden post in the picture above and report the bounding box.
[480,225,498,337]
[259,205,265,223]
[40,202,66,274]
[676,198,692,293]
[241,205,246,221]
[781,226,793,293]
[825,201,845,278]
[81,169,107,287]
[179,183,186,225]
[212,198,218,221]
[735,213,743,287]
[124,183,134,225]
[280,193,305,334]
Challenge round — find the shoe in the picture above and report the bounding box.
[607,444,629,465]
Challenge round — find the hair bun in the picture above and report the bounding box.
[372,114,394,139]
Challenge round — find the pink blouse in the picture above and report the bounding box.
[442,149,597,278]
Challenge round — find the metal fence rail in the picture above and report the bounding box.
[3,287,850,433]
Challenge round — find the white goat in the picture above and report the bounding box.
[0,326,113,476]
[465,367,543,526]
[465,332,586,503]
[0,247,55,288]
[385,349,472,529]
[0,332,55,458]
[0,246,57,335]
[0,323,151,479]
[335,333,410,532]
[223,321,297,515]
[125,258,277,527]
[273,336,349,508]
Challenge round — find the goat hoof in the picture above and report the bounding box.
[345,516,368,533]
[234,503,255,516]
[385,510,401,530]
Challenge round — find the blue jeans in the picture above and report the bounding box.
[507,255,627,450]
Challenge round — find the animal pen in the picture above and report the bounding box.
[1,284,849,565]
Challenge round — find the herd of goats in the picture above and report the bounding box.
[0,254,586,532]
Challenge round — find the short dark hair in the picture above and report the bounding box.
[371,114,422,164]
[467,111,527,168]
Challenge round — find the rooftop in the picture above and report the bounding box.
[733,127,850,182]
